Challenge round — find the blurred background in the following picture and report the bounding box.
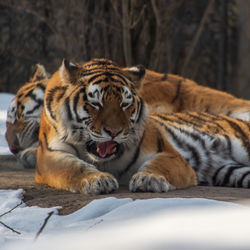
[0,0,249,98]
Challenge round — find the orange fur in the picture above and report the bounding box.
[141,70,250,120]
[33,59,250,193]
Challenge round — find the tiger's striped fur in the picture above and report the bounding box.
[141,70,250,121]
[36,58,250,193]
[5,64,49,168]
[6,59,250,170]
[148,112,250,188]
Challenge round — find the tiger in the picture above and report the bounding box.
[141,70,250,121]
[6,59,250,170]
[5,64,49,168]
[35,58,250,194]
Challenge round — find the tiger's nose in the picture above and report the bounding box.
[104,127,122,137]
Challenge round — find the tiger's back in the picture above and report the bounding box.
[141,69,250,121]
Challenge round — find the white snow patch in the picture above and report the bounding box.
[0,93,15,155]
[0,189,249,250]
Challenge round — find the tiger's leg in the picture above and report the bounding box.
[36,147,119,194]
[129,151,197,192]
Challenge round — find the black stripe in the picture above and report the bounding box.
[224,135,232,155]
[24,89,35,98]
[151,117,201,171]
[237,171,250,187]
[81,68,117,77]
[156,129,164,153]
[85,60,114,67]
[159,113,204,129]
[224,117,250,159]
[221,165,246,186]
[26,99,43,115]
[65,142,80,158]
[43,132,52,151]
[161,73,167,81]
[73,91,81,122]
[43,132,79,157]
[212,165,225,185]
[183,113,226,132]
[92,78,109,85]
[88,73,109,84]
[17,93,24,98]
[136,98,144,123]
[38,140,43,153]
[118,132,145,178]
[151,115,209,151]
[65,96,73,121]
[56,89,66,102]
[171,79,182,103]
[165,126,201,171]
[46,86,66,121]
[36,83,46,91]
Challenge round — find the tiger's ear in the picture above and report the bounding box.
[124,65,145,90]
[59,59,80,84]
[30,64,49,82]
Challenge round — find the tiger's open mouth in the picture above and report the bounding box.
[86,141,119,158]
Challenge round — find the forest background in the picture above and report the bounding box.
[0,0,249,99]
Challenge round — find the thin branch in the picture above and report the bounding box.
[0,221,21,234]
[151,0,161,26]
[34,211,54,241]
[130,5,146,29]
[0,202,23,218]
[181,0,215,76]
[87,219,104,231]
[111,1,122,24]
[122,1,132,65]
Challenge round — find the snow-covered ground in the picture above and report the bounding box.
[0,93,14,155]
[0,92,250,250]
[0,189,250,250]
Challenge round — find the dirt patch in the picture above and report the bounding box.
[1,155,250,215]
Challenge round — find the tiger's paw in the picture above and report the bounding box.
[80,172,119,195]
[129,171,176,193]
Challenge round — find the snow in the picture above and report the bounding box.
[0,93,15,155]
[0,92,250,250]
[0,190,250,250]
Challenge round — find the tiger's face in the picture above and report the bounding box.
[84,76,145,161]
[5,64,48,154]
[48,59,146,162]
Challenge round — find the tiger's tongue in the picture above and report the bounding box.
[96,141,117,158]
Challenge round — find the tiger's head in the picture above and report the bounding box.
[5,64,49,155]
[46,58,147,162]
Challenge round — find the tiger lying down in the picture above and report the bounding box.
[6,59,250,193]
[5,64,49,168]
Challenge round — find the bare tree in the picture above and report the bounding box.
[0,0,247,99]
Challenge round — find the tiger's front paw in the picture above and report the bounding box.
[80,172,119,195]
[129,171,175,193]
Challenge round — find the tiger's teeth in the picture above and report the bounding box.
[112,147,117,153]
[97,147,100,153]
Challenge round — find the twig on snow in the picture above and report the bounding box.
[34,211,54,241]
[0,201,23,218]
[0,221,21,234]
